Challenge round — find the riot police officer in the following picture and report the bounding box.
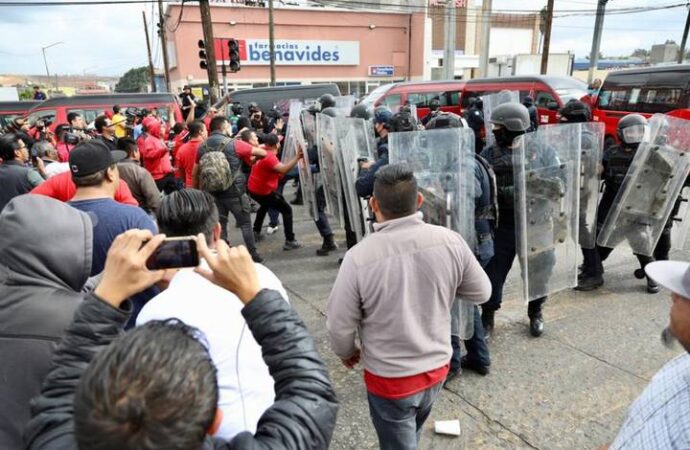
[577,114,660,293]
[522,96,539,132]
[480,103,551,337]
[464,97,485,153]
[355,106,394,198]
[319,93,336,110]
[311,107,339,256]
[421,98,441,127]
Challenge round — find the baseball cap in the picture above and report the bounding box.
[645,261,690,298]
[69,140,127,177]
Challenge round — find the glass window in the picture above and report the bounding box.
[443,91,460,106]
[67,109,102,124]
[381,94,401,109]
[628,88,641,106]
[27,109,57,126]
[641,88,683,114]
[534,91,556,108]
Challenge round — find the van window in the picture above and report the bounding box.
[381,94,401,109]
[68,109,103,124]
[534,91,556,108]
[598,86,684,113]
[27,109,57,126]
[641,88,682,113]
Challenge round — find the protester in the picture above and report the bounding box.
[111,105,127,139]
[33,85,47,100]
[67,112,89,141]
[180,85,196,121]
[116,137,161,214]
[31,169,138,206]
[33,141,69,178]
[176,120,206,188]
[0,195,92,450]
[93,115,119,151]
[54,124,77,162]
[248,133,303,251]
[0,133,45,211]
[141,117,178,194]
[170,122,188,162]
[24,229,339,450]
[137,189,290,439]
[327,164,491,450]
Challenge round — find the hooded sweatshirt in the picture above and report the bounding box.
[0,195,92,449]
[142,119,173,180]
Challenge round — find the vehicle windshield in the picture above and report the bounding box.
[360,84,395,106]
[555,88,588,103]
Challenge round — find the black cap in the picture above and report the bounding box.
[69,140,127,177]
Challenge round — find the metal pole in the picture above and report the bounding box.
[540,0,554,75]
[158,0,172,92]
[588,0,608,85]
[479,0,492,77]
[143,11,157,92]
[42,48,50,79]
[443,0,457,80]
[199,0,220,103]
[679,4,690,64]
[268,0,276,86]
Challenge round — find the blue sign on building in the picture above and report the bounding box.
[368,65,394,77]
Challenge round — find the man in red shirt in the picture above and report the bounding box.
[31,170,138,206]
[141,118,179,194]
[176,121,206,188]
[247,133,303,250]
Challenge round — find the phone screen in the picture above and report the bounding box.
[146,238,199,270]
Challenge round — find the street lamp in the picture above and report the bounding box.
[41,41,64,92]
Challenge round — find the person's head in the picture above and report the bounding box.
[183,85,191,93]
[172,122,186,136]
[236,117,251,132]
[0,133,28,162]
[389,110,417,133]
[55,123,71,140]
[157,189,221,245]
[490,103,531,148]
[69,140,127,196]
[474,98,483,110]
[350,103,371,120]
[645,261,690,353]
[94,115,115,136]
[32,140,58,161]
[373,106,393,137]
[67,112,86,130]
[248,102,260,114]
[617,114,647,149]
[230,102,243,116]
[74,319,221,450]
[117,137,140,161]
[113,105,121,114]
[522,96,534,107]
[260,132,279,151]
[207,107,217,118]
[558,99,591,123]
[10,117,29,132]
[371,164,423,222]
[319,93,336,110]
[320,107,338,119]
[209,116,231,135]
[188,121,207,140]
[239,128,258,146]
[425,112,463,130]
[591,78,602,89]
[429,98,441,112]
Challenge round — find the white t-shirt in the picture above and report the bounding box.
[44,161,70,178]
[136,261,289,440]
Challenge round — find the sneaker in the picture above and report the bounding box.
[283,240,302,251]
[253,231,264,242]
[647,277,660,294]
[251,252,265,264]
[267,225,280,235]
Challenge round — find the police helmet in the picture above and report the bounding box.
[389,110,417,132]
[429,98,441,111]
[426,112,464,130]
[617,114,647,145]
[307,103,321,115]
[350,103,372,120]
[474,98,483,109]
[558,99,591,123]
[320,107,338,118]
[230,103,243,115]
[489,103,530,133]
[319,93,336,109]
[522,96,534,107]
[373,106,393,126]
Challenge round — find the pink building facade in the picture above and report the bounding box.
[164,3,428,96]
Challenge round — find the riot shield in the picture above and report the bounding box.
[334,95,356,111]
[513,123,580,303]
[316,112,343,228]
[389,127,476,339]
[579,122,605,249]
[281,100,303,162]
[282,100,318,219]
[301,109,317,149]
[337,123,373,241]
[598,114,690,256]
[482,91,520,149]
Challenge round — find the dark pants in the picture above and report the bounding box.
[315,185,333,237]
[343,194,358,249]
[268,167,298,226]
[155,172,182,195]
[251,191,295,241]
[214,194,257,254]
[452,306,491,372]
[367,382,444,450]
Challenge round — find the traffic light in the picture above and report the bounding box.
[198,39,208,70]
[228,39,241,73]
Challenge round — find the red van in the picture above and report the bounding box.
[462,75,588,125]
[591,65,690,148]
[25,93,184,131]
[359,80,466,119]
[0,101,40,129]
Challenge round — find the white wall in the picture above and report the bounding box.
[489,28,533,57]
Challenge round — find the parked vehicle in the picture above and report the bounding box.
[217,84,341,114]
[592,65,690,147]
[0,101,40,129]
[360,80,466,118]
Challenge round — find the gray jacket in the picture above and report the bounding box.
[0,160,43,212]
[0,195,92,449]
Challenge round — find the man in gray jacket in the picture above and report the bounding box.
[0,195,92,449]
[327,164,492,450]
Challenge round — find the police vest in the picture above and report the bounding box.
[604,145,636,191]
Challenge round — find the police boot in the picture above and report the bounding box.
[527,301,544,338]
[481,308,495,339]
[291,188,303,205]
[646,276,660,294]
[575,273,604,291]
[316,234,338,256]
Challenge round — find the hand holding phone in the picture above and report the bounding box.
[145,237,199,270]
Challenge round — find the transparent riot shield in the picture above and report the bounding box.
[482,91,520,149]
[283,101,318,219]
[301,109,317,149]
[514,124,580,303]
[334,95,356,111]
[598,114,690,256]
[337,124,373,241]
[281,100,303,162]
[316,113,343,228]
[579,122,605,249]
[389,127,476,338]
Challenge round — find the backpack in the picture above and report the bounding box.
[474,153,500,230]
[198,137,240,193]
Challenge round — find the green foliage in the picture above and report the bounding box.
[18,88,33,100]
[115,66,150,93]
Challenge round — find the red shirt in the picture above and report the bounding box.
[30,171,139,206]
[248,151,281,196]
[364,365,449,400]
[194,137,254,166]
[176,140,201,188]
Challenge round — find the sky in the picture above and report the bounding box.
[0,0,687,77]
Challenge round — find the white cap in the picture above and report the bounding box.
[645,261,690,298]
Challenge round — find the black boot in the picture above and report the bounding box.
[575,273,604,291]
[481,309,495,339]
[647,276,660,294]
[316,234,338,256]
[527,301,544,338]
[290,188,303,205]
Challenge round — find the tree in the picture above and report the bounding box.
[115,66,150,93]
[631,48,649,59]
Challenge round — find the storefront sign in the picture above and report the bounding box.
[368,65,394,77]
[214,39,359,66]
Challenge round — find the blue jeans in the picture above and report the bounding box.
[367,382,444,450]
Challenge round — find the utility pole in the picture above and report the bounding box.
[157,0,171,92]
[479,0,492,77]
[143,11,157,92]
[268,0,276,86]
[443,0,457,80]
[679,4,690,64]
[199,0,220,103]
[540,0,554,75]
[588,0,608,85]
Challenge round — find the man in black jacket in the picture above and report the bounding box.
[24,229,338,450]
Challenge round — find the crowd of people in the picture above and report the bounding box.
[0,86,689,450]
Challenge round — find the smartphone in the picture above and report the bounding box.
[146,237,199,270]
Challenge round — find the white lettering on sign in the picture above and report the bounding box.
[219,39,360,66]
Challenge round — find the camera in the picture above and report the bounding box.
[63,132,80,145]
